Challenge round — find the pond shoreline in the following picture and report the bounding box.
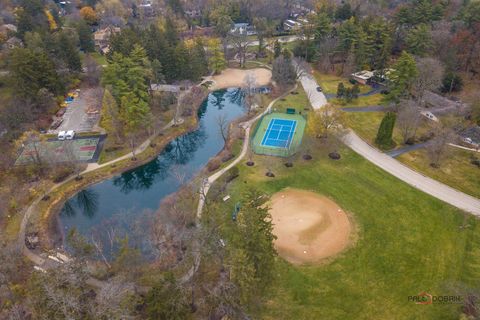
[29,89,210,252]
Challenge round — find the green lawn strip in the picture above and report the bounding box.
[272,85,311,114]
[397,148,480,199]
[313,72,372,95]
[346,111,403,147]
[211,145,476,319]
[330,94,385,108]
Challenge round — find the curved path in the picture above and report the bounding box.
[300,70,480,215]
[343,130,480,215]
[196,85,296,218]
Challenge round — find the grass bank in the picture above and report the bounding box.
[398,147,480,199]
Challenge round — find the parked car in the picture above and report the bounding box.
[65,130,75,140]
[316,86,322,92]
[58,131,66,140]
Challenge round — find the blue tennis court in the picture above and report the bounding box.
[261,118,297,148]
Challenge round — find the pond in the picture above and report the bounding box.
[58,88,246,257]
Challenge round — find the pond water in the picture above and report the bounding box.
[59,88,246,256]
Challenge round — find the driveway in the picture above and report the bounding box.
[299,73,328,110]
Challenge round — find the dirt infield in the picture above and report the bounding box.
[269,188,352,265]
[209,68,272,90]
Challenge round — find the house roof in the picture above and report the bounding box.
[150,84,180,92]
[352,70,374,80]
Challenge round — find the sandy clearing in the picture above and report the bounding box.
[269,188,352,265]
[208,68,272,90]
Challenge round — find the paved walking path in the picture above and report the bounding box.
[299,73,328,110]
[196,86,296,218]
[304,73,480,215]
[343,131,480,215]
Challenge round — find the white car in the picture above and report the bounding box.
[65,130,75,140]
[58,131,66,140]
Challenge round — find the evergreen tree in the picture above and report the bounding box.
[58,32,82,72]
[375,112,396,149]
[351,84,360,99]
[337,82,346,98]
[76,20,95,52]
[388,51,418,102]
[273,40,282,58]
[230,189,277,301]
[8,48,64,99]
[314,12,332,45]
[405,24,432,57]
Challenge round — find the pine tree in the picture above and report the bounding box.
[58,32,82,72]
[388,51,418,102]
[76,20,95,52]
[375,112,397,149]
[273,40,282,58]
[337,82,346,98]
[233,189,277,294]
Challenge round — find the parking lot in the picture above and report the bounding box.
[49,88,102,134]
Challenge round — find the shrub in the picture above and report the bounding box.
[226,166,240,182]
[441,72,463,93]
[207,159,221,172]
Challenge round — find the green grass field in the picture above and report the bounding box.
[313,72,372,95]
[398,147,480,199]
[209,139,480,319]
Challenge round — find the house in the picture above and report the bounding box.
[185,8,201,18]
[150,84,181,93]
[283,19,302,31]
[93,27,121,54]
[3,37,23,50]
[351,69,393,85]
[351,70,374,85]
[230,23,256,36]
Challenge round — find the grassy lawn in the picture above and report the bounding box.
[313,71,372,95]
[209,140,480,319]
[272,84,311,114]
[397,147,480,198]
[81,52,108,66]
[346,111,403,146]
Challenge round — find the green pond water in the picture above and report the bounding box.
[59,88,246,258]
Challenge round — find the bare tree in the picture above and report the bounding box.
[217,114,229,144]
[306,104,346,139]
[228,30,253,68]
[293,57,311,80]
[413,57,444,105]
[84,54,101,86]
[396,99,422,144]
[426,126,456,168]
[242,72,259,114]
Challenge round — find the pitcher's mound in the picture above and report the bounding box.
[270,188,352,265]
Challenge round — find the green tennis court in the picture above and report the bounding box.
[252,112,306,157]
[16,136,104,165]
